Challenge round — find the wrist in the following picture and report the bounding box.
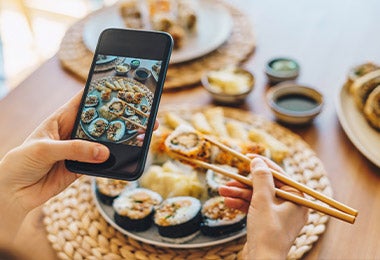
[244,234,289,260]
[0,161,29,243]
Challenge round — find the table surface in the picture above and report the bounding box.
[1,0,380,259]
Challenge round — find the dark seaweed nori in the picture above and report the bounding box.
[156,211,202,238]
[114,210,154,232]
[200,216,246,237]
[95,187,118,206]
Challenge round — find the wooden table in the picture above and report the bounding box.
[1,0,380,259]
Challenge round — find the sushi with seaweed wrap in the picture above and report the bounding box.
[113,188,162,232]
[95,177,137,205]
[201,196,246,237]
[154,196,202,243]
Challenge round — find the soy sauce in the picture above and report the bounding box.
[136,70,148,78]
[275,94,318,112]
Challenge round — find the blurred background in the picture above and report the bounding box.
[0,0,118,98]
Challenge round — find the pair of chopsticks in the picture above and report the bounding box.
[167,133,358,224]
[125,102,149,118]
[109,111,147,130]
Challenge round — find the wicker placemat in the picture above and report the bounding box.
[43,107,331,260]
[58,0,255,90]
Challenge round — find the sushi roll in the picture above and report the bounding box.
[206,165,237,197]
[164,125,212,161]
[125,106,136,116]
[85,95,99,107]
[201,196,246,237]
[106,120,126,142]
[154,196,201,243]
[113,188,162,232]
[88,118,109,138]
[81,107,98,124]
[95,177,137,205]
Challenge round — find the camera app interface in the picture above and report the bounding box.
[75,54,162,147]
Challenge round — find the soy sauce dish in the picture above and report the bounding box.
[266,82,324,125]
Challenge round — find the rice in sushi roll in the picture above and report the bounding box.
[154,196,201,243]
[95,177,137,205]
[106,120,126,142]
[201,196,246,237]
[206,165,237,197]
[164,125,212,161]
[113,188,162,232]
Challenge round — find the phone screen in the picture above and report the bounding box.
[66,29,173,180]
[75,54,161,146]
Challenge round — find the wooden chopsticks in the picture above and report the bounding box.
[166,131,358,224]
[204,135,358,218]
[109,111,147,130]
[125,102,149,118]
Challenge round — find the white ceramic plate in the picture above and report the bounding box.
[82,1,233,64]
[91,179,246,249]
[336,83,380,167]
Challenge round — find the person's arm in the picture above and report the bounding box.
[0,91,110,243]
[219,155,309,259]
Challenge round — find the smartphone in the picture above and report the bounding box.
[65,28,173,180]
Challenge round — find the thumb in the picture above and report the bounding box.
[43,139,110,164]
[251,158,276,203]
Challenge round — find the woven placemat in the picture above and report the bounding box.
[58,0,255,90]
[43,106,331,260]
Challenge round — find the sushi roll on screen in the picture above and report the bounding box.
[201,196,246,237]
[95,177,137,205]
[154,196,202,243]
[113,188,163,232]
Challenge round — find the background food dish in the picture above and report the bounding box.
[336,83,380,167]
[266,82,324,125]
[82,1,232,64]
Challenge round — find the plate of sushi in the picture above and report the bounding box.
[91,106,296,248]
[77,76,153,144]
[337,63,380,167]
[82,0,233,64]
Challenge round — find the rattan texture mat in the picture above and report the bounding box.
[43,107,331,260]
[58,0,255,90]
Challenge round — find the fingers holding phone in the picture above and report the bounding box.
[65,29,173,180]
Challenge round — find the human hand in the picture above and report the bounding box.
[219,155,309,259]
[0,91,110,218]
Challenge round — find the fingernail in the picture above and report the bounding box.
[251,158,266,168]
[93,145,109,161]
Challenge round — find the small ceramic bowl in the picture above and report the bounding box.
[265,57,300,84]
[115,63,131,76]
[202,67,255,105]
[133,67,151,82]
[266,82,324,125]
[130,59,140,69]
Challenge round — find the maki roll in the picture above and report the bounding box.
[154,196,201,243]
[164,125,212,161]
[81,107,98,124]
[95,177,137,205]
[113,188,162,232]
[88,118,109,138]
[201,196,246,237]
[206,165,237,197]
[106,120,126,142]
[85,95,99,107]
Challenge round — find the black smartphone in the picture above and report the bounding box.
[65,28,173,180]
